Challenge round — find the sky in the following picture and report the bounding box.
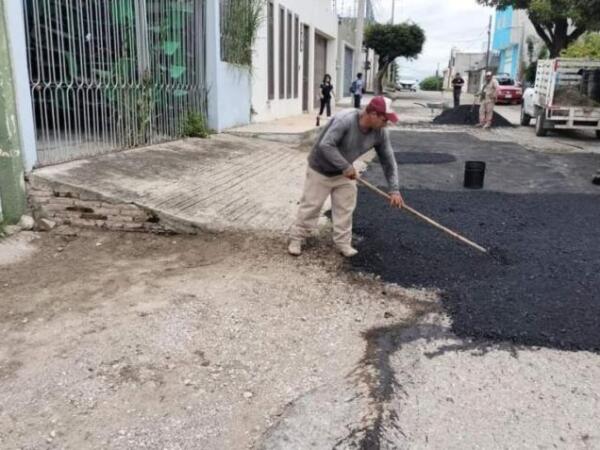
[368,0,495,81]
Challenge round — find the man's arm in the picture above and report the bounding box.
[318,119,352,174]
[374,130,400,192]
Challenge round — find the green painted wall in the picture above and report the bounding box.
[0,0,26,223]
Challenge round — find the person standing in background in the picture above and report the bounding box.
[478,71,498,129]
[350,73,365,109]
[451,72,465,108]
[318,74,334,119]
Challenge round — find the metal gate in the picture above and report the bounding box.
[344,46,353,96]
[23,0,207,166]
[313,33,327,109]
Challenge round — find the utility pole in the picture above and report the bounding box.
[0,0,26,224]
[354,0,366,78]
[391,0,395,24]
[485,14,492,70]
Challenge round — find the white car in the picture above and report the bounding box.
[520,86,536,126]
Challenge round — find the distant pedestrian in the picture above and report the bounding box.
[318,74,334,118]
[350,73,365,108]
[477,71,498,129]
[451,72,465,108]
[288,96,403,258]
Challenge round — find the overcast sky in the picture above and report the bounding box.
[369,0,495,81]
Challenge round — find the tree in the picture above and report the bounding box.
[562,32,600,58]
[419,76,443,91]
[476,0,600,57]
[364,22,425,94]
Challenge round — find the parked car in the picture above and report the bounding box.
[495,74,523,104]
[397,79,418,92]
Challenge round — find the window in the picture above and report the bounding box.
[268,2,274,99]
[279,7,285,99]
[287,11,292,98]
[294,15,299,98]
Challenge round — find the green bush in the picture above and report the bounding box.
[419,76,443,91]
[182,112,209,138]
[562,33,600,59]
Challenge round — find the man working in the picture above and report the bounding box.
[288,96,403,258]
[351,73,365,108]
[478,71,498,129]
[451,72,465,108]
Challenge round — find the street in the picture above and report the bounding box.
[2,90,600,449]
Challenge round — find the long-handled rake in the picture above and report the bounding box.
[356,177,488,254]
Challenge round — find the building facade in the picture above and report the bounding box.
[443,48,487,91]
[492,6,539,80]
[3,0,259,170]
[250,0,338,123]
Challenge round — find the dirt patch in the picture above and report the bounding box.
[0,228,425,450]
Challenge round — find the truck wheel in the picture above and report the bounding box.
[535,110,548,136]
[520,105,531,126]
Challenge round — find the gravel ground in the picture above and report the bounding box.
[0,228,429,450]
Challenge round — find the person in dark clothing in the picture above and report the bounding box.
[319,74,334,118]
[351,73,365,108]
[452,73,465,108]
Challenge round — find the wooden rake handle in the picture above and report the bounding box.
[356,177,488,254]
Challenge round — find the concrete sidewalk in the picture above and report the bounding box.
[30,135,311,235]
[227,113,327,145]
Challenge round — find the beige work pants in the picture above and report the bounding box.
[289,167,357,247]
[479,100,495,126]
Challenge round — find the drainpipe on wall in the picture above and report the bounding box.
[0,0,27,224]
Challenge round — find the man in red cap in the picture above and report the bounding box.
[288,96,404,257]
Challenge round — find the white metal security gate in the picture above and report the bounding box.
[23,0,207,166]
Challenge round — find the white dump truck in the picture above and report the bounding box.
[521,58,600,137]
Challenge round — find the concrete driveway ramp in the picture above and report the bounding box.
[30,135,309,234]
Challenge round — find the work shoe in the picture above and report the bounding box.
[337,245,358,258]
[483,123,491,129]
[288,240,302,256]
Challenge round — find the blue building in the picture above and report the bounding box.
[492,7,520,79]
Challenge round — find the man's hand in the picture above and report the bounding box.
[389,192,404,208]
[343,166,357,180]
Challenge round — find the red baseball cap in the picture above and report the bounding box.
[366,96,399,124]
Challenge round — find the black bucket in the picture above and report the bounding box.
[464,161,486,189]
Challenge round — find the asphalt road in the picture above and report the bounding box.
[353,130,600,351]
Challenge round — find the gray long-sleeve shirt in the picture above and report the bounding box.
[308,109,400,192]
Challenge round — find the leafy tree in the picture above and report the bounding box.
[476,0,600,57]
[562,32,600,58]
[419,76,443,91]
[525,46,549,84]
[364,22,425,94]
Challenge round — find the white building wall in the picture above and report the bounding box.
[206,0,252,132]
[251,0,338,123]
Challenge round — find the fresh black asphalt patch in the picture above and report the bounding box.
[352,131,600,352]
[433,105,514,127]
[379,152,457,165]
